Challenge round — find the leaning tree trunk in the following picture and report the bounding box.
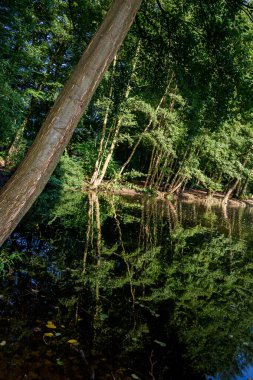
[0,0,142,247]
[222,178,240,205]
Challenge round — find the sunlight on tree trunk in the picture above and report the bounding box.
[90,41,141,189]
[0,0,142,247]
[89,55,118,186]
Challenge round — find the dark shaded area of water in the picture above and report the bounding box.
[1,191,253,380]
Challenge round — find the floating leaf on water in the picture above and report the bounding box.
[44,333,54,338]
[0,341,6,346]
[67,339,78,345]
[46,321,56,329]
[130,373,140,380]
[154,340,166,347]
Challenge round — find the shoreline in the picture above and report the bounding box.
[1,169,252,208]
[176,189,253,208]
[83,183,253,208]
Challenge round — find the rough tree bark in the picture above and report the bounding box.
[0,0,142,247]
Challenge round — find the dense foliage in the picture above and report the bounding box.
[0,0,253,199]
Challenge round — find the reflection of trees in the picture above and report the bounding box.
[146,226,253,380]
[3,193,253,379]
[138,198,177,250]
[77,196,253,379]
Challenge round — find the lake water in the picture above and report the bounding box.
[1,191,253,380]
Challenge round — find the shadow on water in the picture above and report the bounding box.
[1,191,253,379]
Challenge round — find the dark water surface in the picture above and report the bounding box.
[1,191,253,380]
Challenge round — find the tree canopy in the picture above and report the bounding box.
[0,0,253,243]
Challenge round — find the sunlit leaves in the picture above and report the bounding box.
[67,339,78,345]
[46,321,57,329]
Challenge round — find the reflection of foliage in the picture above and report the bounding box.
[2,195,253,379]
[48,191,86,229]
[147,226,253,379]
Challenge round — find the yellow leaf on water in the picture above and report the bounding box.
[46,321,56,329]
[67,339,78,345]
[44,333,54,338]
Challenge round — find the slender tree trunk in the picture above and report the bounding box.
[167,145,191,192]
[145,146,156,188]
[169,177,186,194]
[180,179,188,195]
[237,176,249,198]
[118,76,174,176]
[90,117,122,189]
[156,157,168,190]
[148,150,165,188]
[223,158,248,204]
[90,41,141,189]
[223,178,240,204]
[0,0,142,247]
[90,55,117,185]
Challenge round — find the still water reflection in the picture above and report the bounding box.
[1,191,253,380]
